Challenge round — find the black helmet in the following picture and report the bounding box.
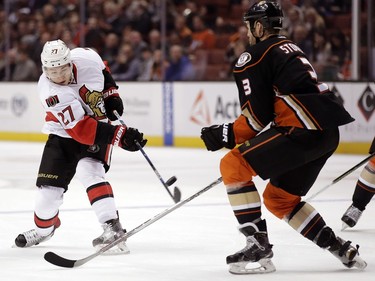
[243,1,283,31]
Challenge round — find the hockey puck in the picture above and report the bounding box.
[166,176,177,186]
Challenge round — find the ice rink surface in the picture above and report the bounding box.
[0,141,374,281]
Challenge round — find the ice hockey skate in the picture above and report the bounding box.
[341,204,362,230]
[226,232,275,274]
[328,235,367,269]
[92,218,129,255]
[14,218,61,248]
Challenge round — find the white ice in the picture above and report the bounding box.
[0,141,374,281]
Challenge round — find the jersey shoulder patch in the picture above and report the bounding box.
[236,52,252,67]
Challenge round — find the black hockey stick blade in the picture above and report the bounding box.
[44,177,223,268]
[173,186,182,203]
[44,252,76,268]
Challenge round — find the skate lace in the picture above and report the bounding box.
[237,236,265,254]
[345,205,362,221]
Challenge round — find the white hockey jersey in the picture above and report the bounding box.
[38,48,109,141]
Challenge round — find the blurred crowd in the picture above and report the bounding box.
[0,0,355,82]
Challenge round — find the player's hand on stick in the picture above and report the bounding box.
[104,96,124,121]
[200,123,235,151]
[114,126,147,151]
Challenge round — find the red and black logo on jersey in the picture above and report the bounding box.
[45,95,60,107]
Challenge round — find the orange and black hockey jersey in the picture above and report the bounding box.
[231,35,354,144]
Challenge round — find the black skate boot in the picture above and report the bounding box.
[226,222,275,274]
[341,204,362,230]
[15,218,61,248]
[316,226,367,269]
[92,218,129,254]
[328,237,367,269]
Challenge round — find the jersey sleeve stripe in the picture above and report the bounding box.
[278,95,322,130]
[65,115,98,145]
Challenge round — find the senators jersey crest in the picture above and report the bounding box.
[79,85,106,120]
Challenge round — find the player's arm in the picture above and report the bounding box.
[102,68,123,121]
[49,98,146,151]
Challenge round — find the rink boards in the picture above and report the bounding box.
[0,81,373,154]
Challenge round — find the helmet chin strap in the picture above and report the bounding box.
[68,63,75,84]
[251,26,264,44]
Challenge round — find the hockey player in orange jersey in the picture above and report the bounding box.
[201,1,366,274]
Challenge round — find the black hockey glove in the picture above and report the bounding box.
[121,127,147,152]
[105,96,124,121]
[369,136,375,154]
[200,123,235,151]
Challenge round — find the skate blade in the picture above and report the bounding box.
[229,258,276,274]
[352,256,367,270]
[341,222,350,231]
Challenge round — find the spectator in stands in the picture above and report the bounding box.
[29,31,52,70]
[328,30,350,72]
[0,49,16,81]
[311,29,341,80]
[127,0,153,35]
[68,11,84,47]
[84,17,106,54]
[0,0,358,82]
[173,14,193,50]
[150,49,163,81]
[183,1,200,31]
[290,25,313,61]
[101,33,120,68]
[214,16,237,35]
[61,30,77,50]
[165,44,194,81]
[189,15,216,52]
[101,1,128,36]
[11,48,39,81]
[127,30,149,58]
[148,29,162,52]
[284,5,304,37]
[111,43,141,81]
[304,7,326,34]
[280,0,303,35]
[137,47,154,81]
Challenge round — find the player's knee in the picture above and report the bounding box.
[220,149,255,188]
[76,158,105,187]
[263,182,301,219]
[35,186,64,217]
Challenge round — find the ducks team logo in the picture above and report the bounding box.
[235,52,251,67]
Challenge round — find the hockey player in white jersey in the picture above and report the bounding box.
[14,39,147,253]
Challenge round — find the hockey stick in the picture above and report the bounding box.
[113,110,181,203]
[305,152,375,202]
[44,177,223,268]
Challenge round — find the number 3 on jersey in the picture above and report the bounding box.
[57,105,75,125]
[242,78,251,96]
